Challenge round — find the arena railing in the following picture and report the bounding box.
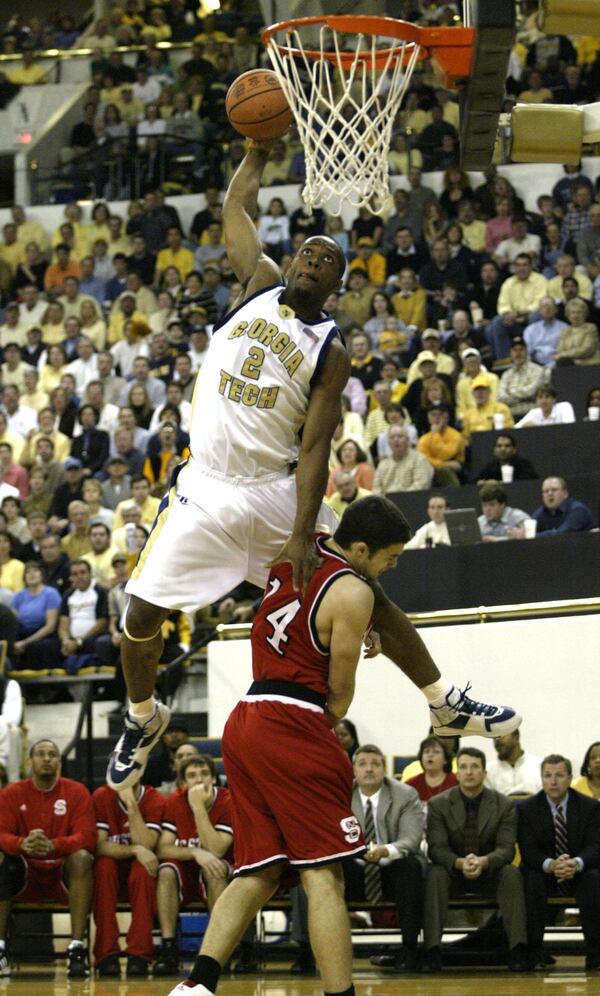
[217,596,600,636]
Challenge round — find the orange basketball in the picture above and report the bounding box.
[226,69,292,141]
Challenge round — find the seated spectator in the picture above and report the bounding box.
[10,561,61,669]
[23,467,51,518]
[406,329,456,387]
[92,778,164,978]
[70,405,110,476]
[0,413,24,468]
[349,333,382,391]
[418,404,465,487]
[81,522,117,586]
[391,268,427,332]
[58,559,108,666]
[20,367,49,413]
[532,476,595,535]
[343,745,425,973]
[339,269,376,329]
[326,438,374,497]
[419,238,466,309]
[494,215,541,272]
[496,251,548,324]
[403,356,454,421]
[517,754,600,971]
[19,511,48,562]
[0,530,23,593]
[81,479,113,532]
[363,381,395,445]
[497,337,546,419]
[423,747,528,972]
[555,298,600,366]
[335,719,359,762]
[2,495,29,545]
[80,299,107,351]
[39,533,71,596]
[65,337,99,397]
[460,376,514,441]
[485,729,542,796]
[119,355,166,408]
[373,426,434,494]
[372,403,417,462]
[43,244,82,296]
[1,343,30,394]
[61,501,92,562]
[39,344,68,396]
[572,742,600,799]
[324,469,372,519]
[101,455,131,510]
[47,458,85,533]
[0,443,28,500]
[474,432,538,484]
[478,482,530,542]
[455,348,499,422]
[113,474,160,529]
[404,494,451,549]
[0,738,96,977]
[154,755,233,977]
[516,385,575,427]
[404,735,458,803]
[547,254,592,302]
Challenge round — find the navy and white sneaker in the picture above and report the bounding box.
[67,943,90,978]
[430,683,521,738]
[107,702,171,790]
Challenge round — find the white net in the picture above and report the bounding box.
[265,24,422,215]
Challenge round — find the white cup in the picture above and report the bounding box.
[125,522,137,554]
[523,518,537,539]
[588,406,600,421]
[501,465,514,483]
[493,413,505,430]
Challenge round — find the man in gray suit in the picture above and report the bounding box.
[424,746,528,972]
[346,744,425,972]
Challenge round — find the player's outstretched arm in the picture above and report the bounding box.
[273,337,350,590]
[370,581,441,688]
[223,140,281,294]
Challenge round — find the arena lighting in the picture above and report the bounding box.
[510,101,600,163]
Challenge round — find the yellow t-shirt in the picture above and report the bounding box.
[0,559,24,592]
[8,64,48,85]
[155,246,195,280]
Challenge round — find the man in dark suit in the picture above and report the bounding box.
[518,753,600,970]
[424,746,528,972]
[347,744,425,972]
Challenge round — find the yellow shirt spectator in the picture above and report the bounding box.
[391,287,427,331]
[0,559,24,592]
[456,367,499,420]
[108,308,147,346]
[546,271,592,302]
[497,271,548,316]
[113,495,160,530]
[418,425,465,467]
[155,246,195,281]
[461,376,514,440]
[8,62,48,85]
[349,242,387,286]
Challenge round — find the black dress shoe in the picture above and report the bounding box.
[422,947,442,973]
[508,944,531,972]
[290,949,316,974]
[370,953,397,968]
[126,955,149,977]
[97,954,121,977]
[397,949,420,972]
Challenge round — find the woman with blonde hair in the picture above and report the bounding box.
[415,377,455,434]
[39,344,67,395]
[41,301,66,346]
[80,298,107,351]
[555,298,600,365]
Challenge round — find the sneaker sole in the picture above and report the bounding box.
[434,711,522,738]
[106,704,171,790]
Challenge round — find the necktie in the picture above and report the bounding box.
[554,804,570,895]
[363,799,383,903]
[463,800,480,855]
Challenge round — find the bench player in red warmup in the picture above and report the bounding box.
[167,497,419,994]
[107,139,520,794]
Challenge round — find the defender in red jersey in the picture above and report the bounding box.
[155,756,233,978]
[92,781,164,977]
[0,739,96,979]
[170,496,410,996]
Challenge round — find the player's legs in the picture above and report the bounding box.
[92,855,122,965]
[156,864,181,941]
[301,863,353,993]
[371,584,521,738]
[64,850,94,942]
[125,860,156,962]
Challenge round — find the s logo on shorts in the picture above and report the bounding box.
[340,815,361,844]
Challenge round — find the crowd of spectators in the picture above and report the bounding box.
[1,726,600,978]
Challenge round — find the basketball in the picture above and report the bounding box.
[225,69,292,141]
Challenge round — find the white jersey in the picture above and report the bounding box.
[182,283,340,484]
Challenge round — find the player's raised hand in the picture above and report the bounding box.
[270,533,322,592]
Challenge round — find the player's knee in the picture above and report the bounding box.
[65,849,94,878]
[157,865,177,892]
[301,862,344,897]
[125,595,168,639]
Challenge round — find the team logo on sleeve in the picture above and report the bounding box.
[340,815,361,844]
[54,799,67,816]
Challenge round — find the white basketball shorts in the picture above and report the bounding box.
[126,461,339,613]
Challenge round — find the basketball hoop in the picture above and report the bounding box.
[262,15,474,214]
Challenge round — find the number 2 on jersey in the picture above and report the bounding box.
[240,345,265,381]
[266,599,301,655]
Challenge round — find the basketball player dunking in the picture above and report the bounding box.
[107,140,520,793]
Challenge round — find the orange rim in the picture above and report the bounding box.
[262,15,475,83]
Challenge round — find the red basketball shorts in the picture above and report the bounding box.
[222,699,365,874]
